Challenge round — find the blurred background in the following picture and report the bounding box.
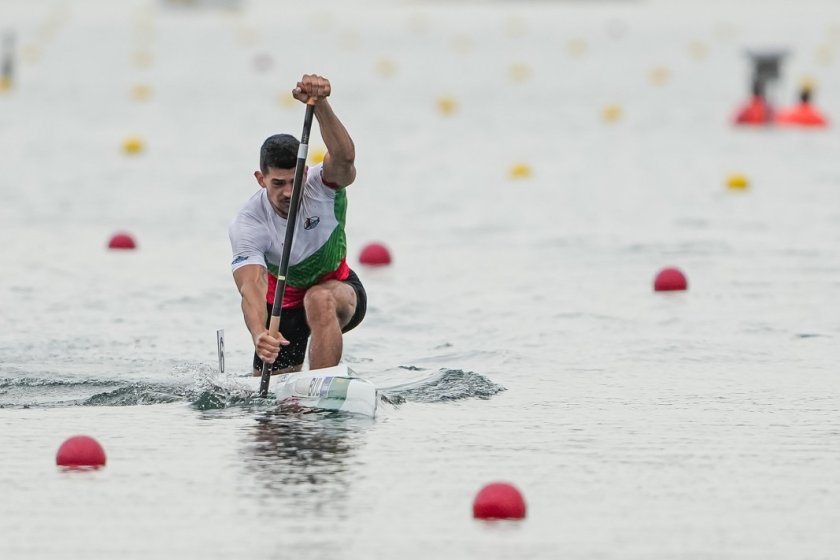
[1,0,839,558]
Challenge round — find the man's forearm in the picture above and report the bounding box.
[241,286,267,342]
[315,100,355,164]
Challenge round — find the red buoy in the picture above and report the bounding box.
[56,435,107,468]
[654,267,688,292]
[733,96,771,125]
[359,242,391,266]
[775,103,828,127]
[108,232,136,250]
[473,482,527,520]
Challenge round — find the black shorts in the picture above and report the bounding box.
[253,269,367,371]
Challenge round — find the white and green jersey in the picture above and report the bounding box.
[228,164,349,308]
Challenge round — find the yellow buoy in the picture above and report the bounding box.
[688,41,708,60]
[129,84,152,102]
[508,63,531,82]
[726,173,749,190]
[602,104,622,122]
[649,66,670,85]
[278,91,296,108]
[122,137,145,155]
[567,39,588,57]
[0,77,12,93]
[509,163,532,179]
[133,51,153,68]
[375,58,398,78]
[309,147,326,165]
[436,96,457,116]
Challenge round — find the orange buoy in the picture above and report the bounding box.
[733,96,771,125]
[775,103,828,127]
[775,83,828,127]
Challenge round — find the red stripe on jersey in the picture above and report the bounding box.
[266,258,350,308]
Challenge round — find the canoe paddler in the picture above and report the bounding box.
[228,74,367,375]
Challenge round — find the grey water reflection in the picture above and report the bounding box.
[242,410,374,514]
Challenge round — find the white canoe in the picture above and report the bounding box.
[243,364,378,417]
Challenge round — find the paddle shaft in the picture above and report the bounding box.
[259,101,315,397]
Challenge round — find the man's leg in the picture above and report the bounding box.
[303,280,356,369]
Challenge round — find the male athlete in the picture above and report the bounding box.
[228,74,366,375]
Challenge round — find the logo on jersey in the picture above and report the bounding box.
[231,255,249,265]
[304,216,321,230]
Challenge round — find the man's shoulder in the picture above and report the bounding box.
[232,190,268,222]
[306,163,343,195]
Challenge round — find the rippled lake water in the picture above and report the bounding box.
[1,0,839,558]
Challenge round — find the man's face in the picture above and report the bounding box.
[255,166,305,218]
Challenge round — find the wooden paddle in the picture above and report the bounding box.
[259,100,316,398]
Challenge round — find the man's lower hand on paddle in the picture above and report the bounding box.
[253,330,289,365]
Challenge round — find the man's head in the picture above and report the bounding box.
[259,133,298,173]
[255,134,307,219]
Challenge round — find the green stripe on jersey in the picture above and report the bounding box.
[267,189,347,288]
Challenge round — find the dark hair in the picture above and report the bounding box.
[260,134,299,172]
[799,88,812,104]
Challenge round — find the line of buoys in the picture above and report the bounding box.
[56,435,106,469]
[473,482,527,520]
